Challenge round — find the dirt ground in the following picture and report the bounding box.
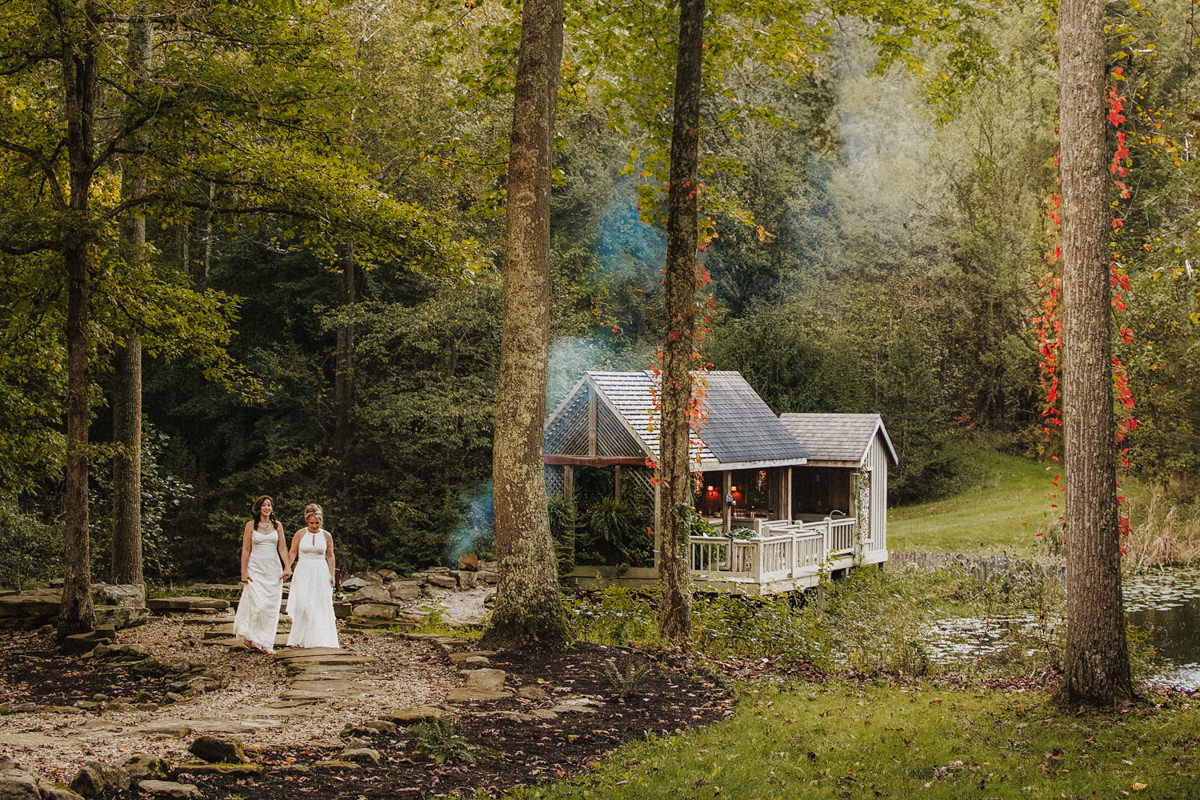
[0,616,732,799]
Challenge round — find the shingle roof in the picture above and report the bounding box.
[556,371,809,468]
[699,372,810,465]
[584,371,715,463]
[778,413,897,465]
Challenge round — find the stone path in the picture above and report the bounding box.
[0,610,459,787]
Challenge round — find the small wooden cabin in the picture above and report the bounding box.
[779,413,897,564]
[543,371,896,595]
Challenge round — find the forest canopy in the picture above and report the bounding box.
[0,0,1196,584]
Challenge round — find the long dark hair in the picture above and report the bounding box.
[250,495,277,526]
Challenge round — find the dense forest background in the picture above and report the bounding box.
[1,0,1196,584]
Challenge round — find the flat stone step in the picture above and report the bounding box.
[285,663,371,677]
[214,634,291,650]
[204,621,290,640]
[147,597,230,613]
[288,678,366,696]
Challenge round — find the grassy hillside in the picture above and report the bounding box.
[887,447,1060,557]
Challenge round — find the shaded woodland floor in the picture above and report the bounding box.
[0,625,733,799]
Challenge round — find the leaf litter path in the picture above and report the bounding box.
[0,613,456,786]
[0,613,732,798]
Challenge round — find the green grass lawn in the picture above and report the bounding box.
[887,448,1062,557]
[511,682,1200,800]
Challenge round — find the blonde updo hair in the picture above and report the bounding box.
[303,503,323,524]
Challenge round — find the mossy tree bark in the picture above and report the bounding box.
[1055,0,1135,706]
[483,0,568,648]
[658,0,705,643]
[58,0,100,637]
[111,16,153,588]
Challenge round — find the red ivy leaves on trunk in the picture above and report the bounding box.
[1037,68,1139,548]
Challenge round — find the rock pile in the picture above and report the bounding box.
[337,558,498,628]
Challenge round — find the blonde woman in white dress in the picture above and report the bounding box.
[284,503,340,649]
[232,495,291,653]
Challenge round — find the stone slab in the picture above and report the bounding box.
[274,653,376,668]
[146,597,229,613]
[287,679,366,697]
[273,647,344,660]
[445,688,510,703]
[379,705,452,725]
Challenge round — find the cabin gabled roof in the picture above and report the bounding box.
[778,413,898,467]
[544,371,809,470]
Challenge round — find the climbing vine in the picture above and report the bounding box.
[1035,64,1140,551]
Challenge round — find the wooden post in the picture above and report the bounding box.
[722,471,732,533]
[786,467,793,522]
[653,481,662,570]
[614,464,622,503]
[563,465,574,506]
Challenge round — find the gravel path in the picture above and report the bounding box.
[0,615,457,784]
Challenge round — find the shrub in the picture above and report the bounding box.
[0,498,61,589]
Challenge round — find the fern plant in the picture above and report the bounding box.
[409,718,477,765]
[600,658,651,698]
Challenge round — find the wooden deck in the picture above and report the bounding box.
[574,517,887,596]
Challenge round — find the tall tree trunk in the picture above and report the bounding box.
[112,16,153,588]
[202,180,214,281]
[58,1,99,638]
[482,0,568,648]
[1055,0,1135,706]
[658,0,705,643]
[334,241,356,457]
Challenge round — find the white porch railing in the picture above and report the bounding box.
[688,516,862,584]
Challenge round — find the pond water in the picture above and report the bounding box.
[1124,569,1200,690]
[922,568,1200,690]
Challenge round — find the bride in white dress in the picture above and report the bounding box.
[284,503,340,649]
[232,495,290,653]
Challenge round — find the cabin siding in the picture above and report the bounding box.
[867,434,889,555]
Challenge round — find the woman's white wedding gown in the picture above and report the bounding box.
[232,528,283,652]
[285,530,340,649]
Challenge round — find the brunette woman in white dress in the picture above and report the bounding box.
[232,495,291,653]
[284,503,340,649]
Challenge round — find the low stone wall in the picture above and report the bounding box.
[0,584,151,630]
[886,551,1066,584]
[337,560,499,628]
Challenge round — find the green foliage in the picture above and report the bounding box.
[0,0,1194,587]
[0,497,61,589]
[688,514,718,537]
[548,496,578,581]
[599,658,650,698]
[409,718,478,765]
[576,498,653,569]
[708,306,870,414]
[569,566,1068,679]
[568,587,665,648]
